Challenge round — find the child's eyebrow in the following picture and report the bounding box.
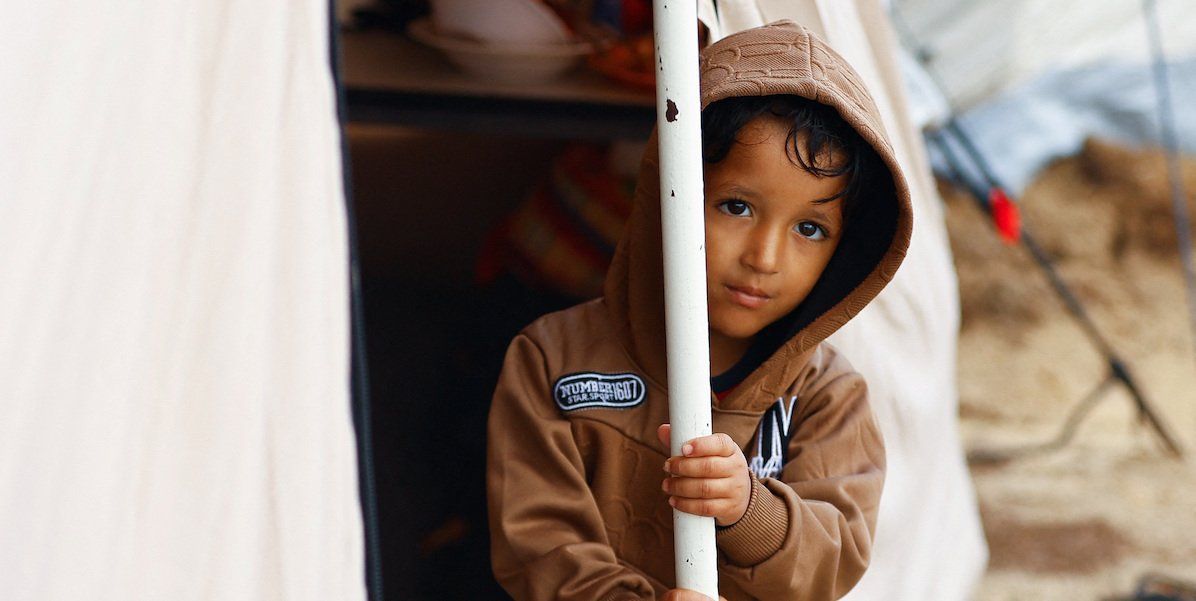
[719,184,758,199]
[805,199,844,221]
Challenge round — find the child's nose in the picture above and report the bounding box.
[740,228,782,274]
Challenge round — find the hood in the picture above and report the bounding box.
[603,20,912,410]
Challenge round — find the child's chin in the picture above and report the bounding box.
[709,321,764,342]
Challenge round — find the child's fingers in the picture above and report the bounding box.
[679,432,738,458]
[656,423,671,449]
[664,454,741,478]
[662,474,740,499]
[668,495,736,520]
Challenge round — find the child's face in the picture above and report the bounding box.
[702,115,846,350]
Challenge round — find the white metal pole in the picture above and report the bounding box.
[651,0,719,596]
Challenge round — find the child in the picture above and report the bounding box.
[487,21,910,601]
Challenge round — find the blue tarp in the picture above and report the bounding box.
[925,57,1196,194]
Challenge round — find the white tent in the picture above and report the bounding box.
[0,2,368,600]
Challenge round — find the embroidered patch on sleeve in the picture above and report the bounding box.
[552,372,646,412]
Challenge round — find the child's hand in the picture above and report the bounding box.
[657,423,751,527]
[661,588,728,601]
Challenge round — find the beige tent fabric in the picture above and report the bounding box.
[700,1,989,598]
[0,2,365,600]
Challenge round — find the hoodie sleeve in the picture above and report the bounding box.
[714,368,884,600]
[487,334,658,601]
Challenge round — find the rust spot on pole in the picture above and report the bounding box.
[666,99,679,122]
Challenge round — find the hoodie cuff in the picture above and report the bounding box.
[715,474,790,567]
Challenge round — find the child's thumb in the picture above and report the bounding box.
[656,423,671,450]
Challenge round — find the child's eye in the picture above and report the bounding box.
[717,200,752,217]
[795,221,827,240]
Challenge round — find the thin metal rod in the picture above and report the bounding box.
[1019,229,1117,359]
[652,0,719,595]
[1144,0,1196,435]
[931,131,1112,353]
[931,131,1183,456]
[1111,357,1185,456]
[903,2,1184,456]
[939,116,1159,365]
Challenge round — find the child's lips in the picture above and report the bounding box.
[725,284,771,309]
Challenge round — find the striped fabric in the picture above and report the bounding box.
[477,144,634,300]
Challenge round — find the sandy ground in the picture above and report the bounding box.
[944,139,1196,599]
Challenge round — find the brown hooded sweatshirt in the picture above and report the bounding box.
[487,21,912,601]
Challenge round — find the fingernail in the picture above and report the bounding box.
[683,444,693,456]
[662,460,670,473]
[668,497,677,507]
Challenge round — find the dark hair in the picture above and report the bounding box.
[701,95,883,224]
